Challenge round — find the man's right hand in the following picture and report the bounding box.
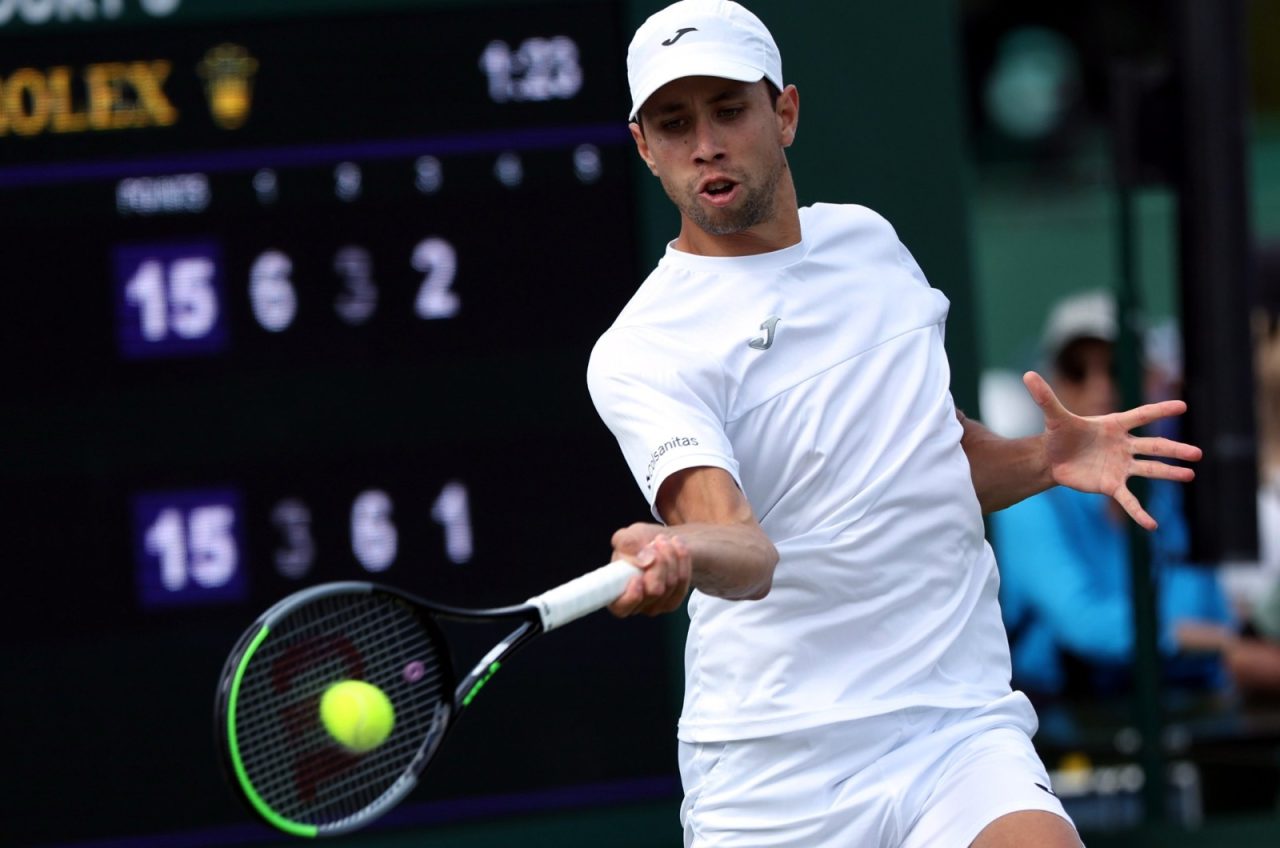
[609,523,693,617]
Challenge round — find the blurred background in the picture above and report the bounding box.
[1,0,1277,845]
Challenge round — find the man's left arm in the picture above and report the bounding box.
[961,371,1203,528]
[959,413,1052,515]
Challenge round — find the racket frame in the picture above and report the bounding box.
[215,561,638,837]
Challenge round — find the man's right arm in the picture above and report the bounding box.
[608,466,777,617]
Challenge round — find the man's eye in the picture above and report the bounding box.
[719,107,743,119]
[662,119,687,131]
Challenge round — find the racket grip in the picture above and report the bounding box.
[527,561,641,632]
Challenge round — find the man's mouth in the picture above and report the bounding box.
[699,179,739,207]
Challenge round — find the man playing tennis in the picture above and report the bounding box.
[587,2,1202,846]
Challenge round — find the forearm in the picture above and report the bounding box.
[1178,622,1280,691]
[608,517,775,617]
[655,465,777,600]
[668,520,777,600]
[1225,639,1280,691]
[609,466,779,616]
[958,411,1054,513]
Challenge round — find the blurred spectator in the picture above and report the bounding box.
[991,290,1236,700]
[1253,242,1280,643]
[1190,242,1280,693]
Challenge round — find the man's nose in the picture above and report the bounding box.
[691,120,726,164]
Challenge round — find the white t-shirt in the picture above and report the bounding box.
[588,203,1021,742]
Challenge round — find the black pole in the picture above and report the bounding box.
[1172,0,1259,563]
[1110,62,1167,823]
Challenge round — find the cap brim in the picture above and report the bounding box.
[629,56,767,121]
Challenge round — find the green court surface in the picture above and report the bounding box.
[238,801,1280,847]
[314,800,681,847]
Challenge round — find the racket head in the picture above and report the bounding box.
[214,582,455,837]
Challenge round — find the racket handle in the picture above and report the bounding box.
[527,561,641,632]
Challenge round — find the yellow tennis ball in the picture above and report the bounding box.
[319,680,396,753]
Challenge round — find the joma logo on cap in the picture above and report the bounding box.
[662,27,698,45]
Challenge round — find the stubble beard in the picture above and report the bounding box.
[667,153,786,237]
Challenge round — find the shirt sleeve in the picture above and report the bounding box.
[586,325,741,520]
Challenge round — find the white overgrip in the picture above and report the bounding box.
[526,561,641,632]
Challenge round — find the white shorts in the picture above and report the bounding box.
[678,694,1074,848]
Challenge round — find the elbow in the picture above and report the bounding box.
[741,542,779,601]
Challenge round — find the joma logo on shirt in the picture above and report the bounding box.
[749,315,781,350]
[645,436,701,486]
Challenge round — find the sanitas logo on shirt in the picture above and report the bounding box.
[645,435,700,487]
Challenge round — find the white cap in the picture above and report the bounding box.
[627,0,784,122]
[1041,290,1117,362]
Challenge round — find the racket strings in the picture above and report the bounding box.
[230,592,451,828]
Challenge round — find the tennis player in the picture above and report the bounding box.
[588,2,1203,845]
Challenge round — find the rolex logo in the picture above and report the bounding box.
[198,44,258,130]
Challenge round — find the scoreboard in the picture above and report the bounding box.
[0,1,677,845]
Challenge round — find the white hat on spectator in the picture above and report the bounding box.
[1041,290,1117,362]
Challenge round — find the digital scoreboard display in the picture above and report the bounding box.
[0,2,676,845]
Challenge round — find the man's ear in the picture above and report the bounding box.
[776,85,799,148]
[630,121,660,176]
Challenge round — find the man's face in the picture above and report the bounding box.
[631,76,795,237]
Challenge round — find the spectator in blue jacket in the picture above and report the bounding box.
[992,292,1234,699]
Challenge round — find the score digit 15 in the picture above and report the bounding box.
[115,241,227,358]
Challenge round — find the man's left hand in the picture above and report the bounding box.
[1023,370,1203,530]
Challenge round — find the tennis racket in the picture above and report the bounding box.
[214,560,640,838]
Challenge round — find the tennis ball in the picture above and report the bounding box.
[319,680,396,753]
